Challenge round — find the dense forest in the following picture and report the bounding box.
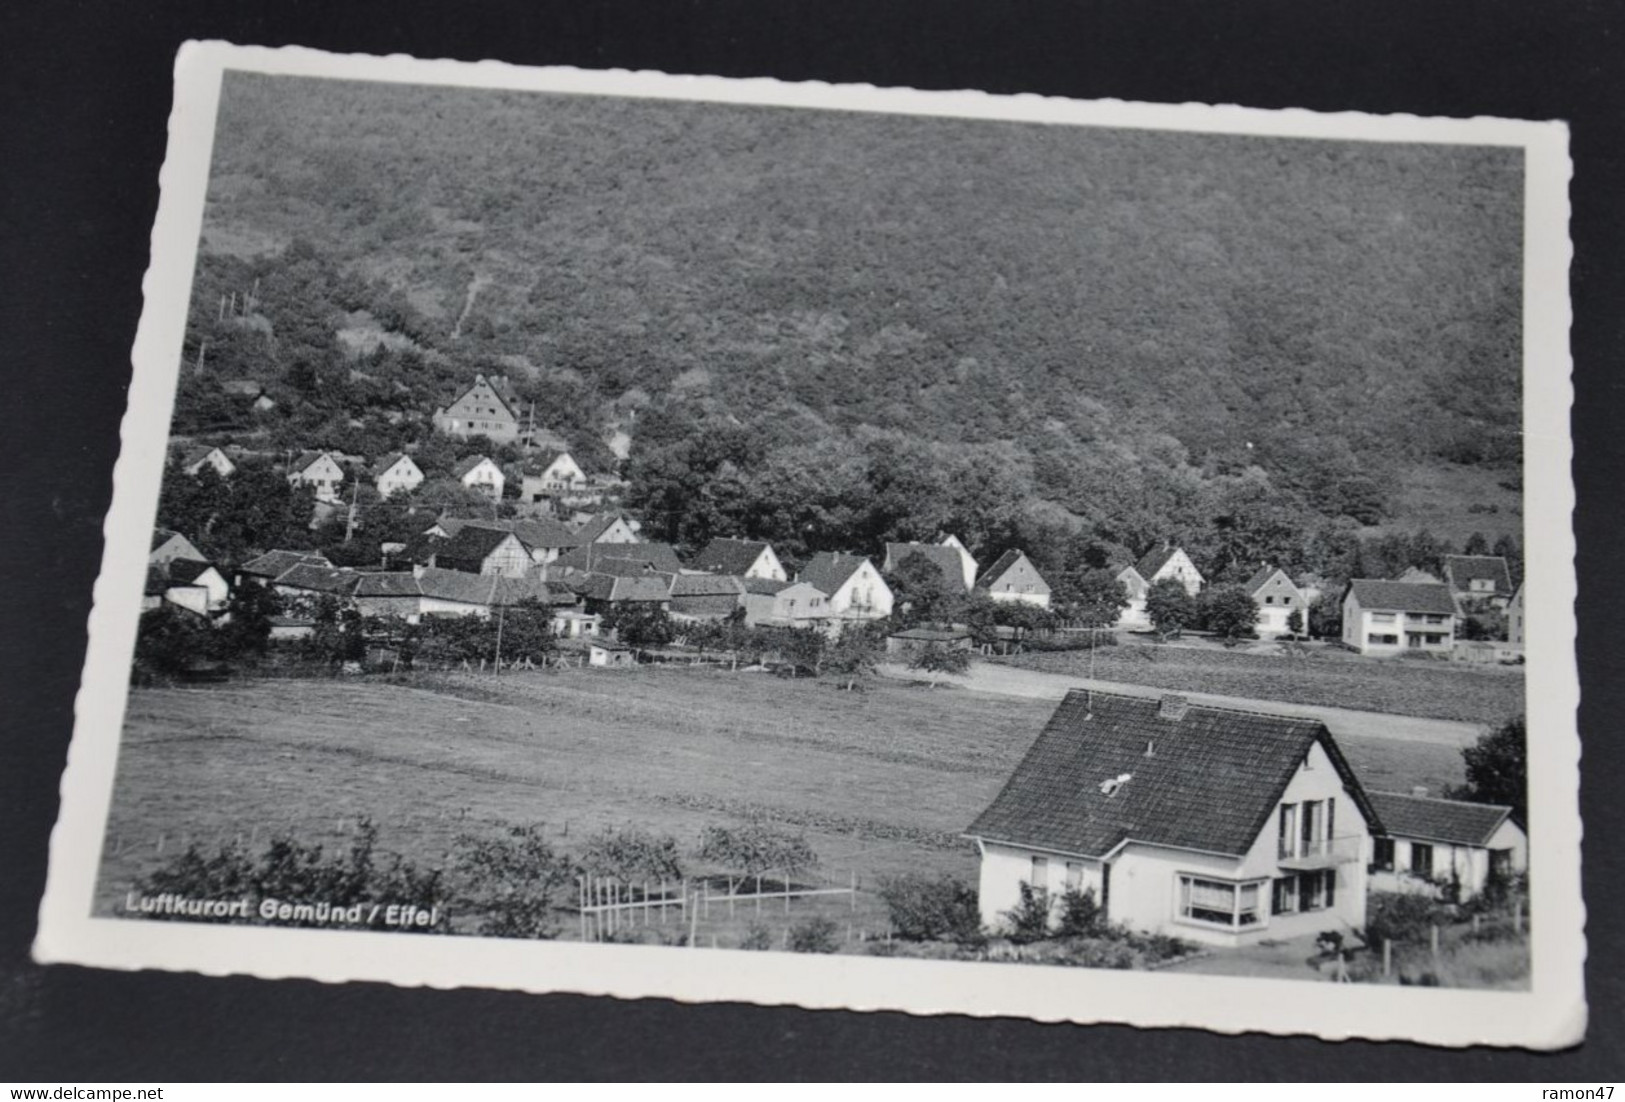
[173,73,1524,578]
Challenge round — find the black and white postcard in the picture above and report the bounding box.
[34,41,1583,1048]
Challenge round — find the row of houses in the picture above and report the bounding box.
[966,689,1528,946]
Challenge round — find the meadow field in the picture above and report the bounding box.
[1000,642,1525,726]
[95,667,1471,943]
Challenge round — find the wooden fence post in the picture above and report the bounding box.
[1430,924,1440,967]
[689,885,699,949]
[784,870,791,914]
[1383,938,1392,977]
[850,869,857,911]
[755,874,762,917]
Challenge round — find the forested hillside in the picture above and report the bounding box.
[176,73,1524,576]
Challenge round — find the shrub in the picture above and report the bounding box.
[1364,890,1451,946]
[696,823,818,879]
[1001,881,1052,944]
[877,873,984,944]
[788,915,841,954]
[580,826,684,884]
[453,824,578,939]
[1054,886,1104,938]
[738,923,774,951]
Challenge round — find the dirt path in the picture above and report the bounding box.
[878,661,1484,749]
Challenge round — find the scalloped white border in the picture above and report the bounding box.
[33,40,1583,1049]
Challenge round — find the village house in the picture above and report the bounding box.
[588,640,637,668]
[432,374,525,443]
[142,560,230,617]
[667,573,747,622]
[421,516,581,568]
[886,624,975,658]
[553,540,681,578]
[286,450,347,504]
[552,608,602,639]
[939,534,979,591]
[372,452,425,498]
[1341,579,1457,656]
[1112,564,1151,629]
[1507,584,1525,647]
[740,578,831,629]
[883,542,970,593]
[1243,564,1308,639]
[570,573,673,616]
[519,451,588,502]
[1135,545,1205,597]
[966,691,1379,947]
[180,445,235,479]
[975,550,1052,609]
[347,567,567,623]
[799,552,894,623]
[1366,790,1527,901]
[573,511,640,545]
[691,537,788,582]
[453,455,506,501]
[418,525,533,578]
[236,549,334,586]
[1442,554,1516,610]
[149,528,208,568]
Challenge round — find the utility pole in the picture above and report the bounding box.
[491,575,506,673]
[343,474,361,543]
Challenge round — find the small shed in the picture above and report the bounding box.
[885,624,975,657]
[588,641,636,668]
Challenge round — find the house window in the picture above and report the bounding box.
[1372,612,1396,624]
[1411,843,1434,879]
[1030,856,1049,887]
[1177,875,1267,929]
[1065,862,1084,890]
[1264,596,1274,605]
[1272,876,1297,915]
[1373,837,1395,871]
[1278,803,1298,859]
[1368,633,1399,645]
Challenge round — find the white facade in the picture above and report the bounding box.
[1369,818,1527,901]
[1250,569,1307,639]
[745,545,789,582]
[741,581,830,628]
[1114,567,1150,628]
[1145,548,1204,597]
[976,741,1371,947]
[1341,591,1456,656]
[183,447,236,478]
[163,567,231,616]
[458,457,506,501]
[828,560,894,622]
[521,453,588,502]
[288,452,347,504]
[374,455,425,498]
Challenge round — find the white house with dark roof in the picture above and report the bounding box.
[1112,564,1151,628]
[799,552,893,623]
[573,512,640,545]
[520,451,587,502]
[692,537,787,582]
[667,573,748,621]
[1366,790,1526,901]
[1341,580,1457,656]
[150,529,208,567]
[1442,555,1516,610]
[1135,545,1204,597]
[236,549,334,585]
[967,691,1379,947]
[372,452,424,498]
[180,446,236,479]
[287,450,346,504]
[975,549,1052,609]
[433,374,524,443]
[453,455,505,501]
[740,577,830,629]
[1243,564,1308,638]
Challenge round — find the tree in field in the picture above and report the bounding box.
[133,605,213,680]
[1447,715,1527,825]
[1306,590,1343,639]
[696,823,818,886]
[888,552,966,628]
[1199,584,1260,642]
[1052,566,1130,628]
[494,598,558,667]
[909,641,972,687]
[214,577,283,659]
[1493,534,1523,587]
[823,623,883,691]
[1463,531,1491,556]
[1286,608,1305,638]
[1145,577,1197,637]
[601,602,674,655]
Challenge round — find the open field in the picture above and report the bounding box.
[95,668,1470,942]
[996,642,1524,727]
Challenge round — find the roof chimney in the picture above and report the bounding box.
[1158,695,1190,721]
[1145,739,1155,758]
[1412,785,1429,798]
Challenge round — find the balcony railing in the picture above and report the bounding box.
[1277,834,1364,870]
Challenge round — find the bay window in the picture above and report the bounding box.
[1177,874,1268,929]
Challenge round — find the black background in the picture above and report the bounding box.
[3,0,1622,1081]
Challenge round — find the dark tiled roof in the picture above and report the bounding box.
[1134,547,1176,579]
[573,513,630,543]
[1443,555,1514,597]
[1347,579,1458,615]
[743,577,792,596]
[352,572,422,598]
[240,549,333,578]
[507,516,580,549]
[799,552,871,596]
[671,593,745,617]
[274,563,359,595]
[890,626,973,641]
[573,573,672,603]
[152,528,181,552]
[1367,792,1514,846]
[692,538,771,576]
[560,541,681,576]
[292,450,333,474]
[167,559,216,585]
[967,691,1377,858]
[143,565,170,596]
[670,573,746,597]
[975,549,1024,588]
[592,556,670,579]
[414,567,500,605]
[452,455,494,480]
[885,542,966,589]
[181,446,216,468]
[434,525,521,566]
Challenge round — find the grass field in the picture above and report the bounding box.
[998,642,1524,726]
[95,668,1470,944]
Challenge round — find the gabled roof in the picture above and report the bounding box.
[670,593,745,617]
[1242,564,1299,596]
[559,541,681,576]
[1346,579,1458,616]
[166,559,218,586]
[351,572,423,598]
[151,528,185,552]
[1443,555,1514,597]
[373,451,419,477]
[433,525,522,565]
[743,577,793,596]
[692,538,772,576]
[885,542,966,589]
[1367,791,1515,846]
[291,450,337,475]
[799,552,872,596]
[446,374,522,420]
[181,445,222,468]
[143,564,171,596]
[411,567,563,607]
[975,549,1048,590]
[1134,546,1191,580]
[591,556,670,580]
[273,563,359,595]
[572,573,672,603]
[967,690,1379,859]
[574,512,633,544]
[670,573,746,597]
[452,455,497,479]
[239,549,333,578]
[506,516,580,549]
[524,449,579,473]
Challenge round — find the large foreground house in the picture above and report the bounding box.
[799,552,893,623]
[433,374,525,444]
[1366,790,1527,901]
[975,550,1052,609]
[1244,565,1308,639]
[966,690,1379,947]
[1341,580,1457,656]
